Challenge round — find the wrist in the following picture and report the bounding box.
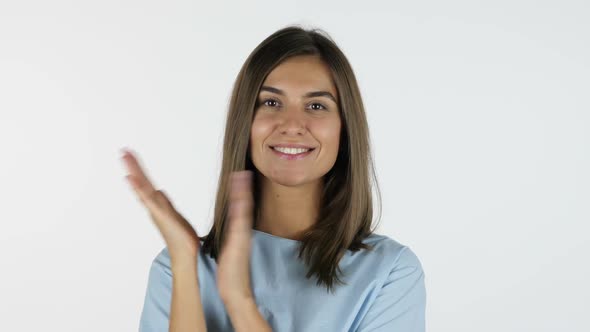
[224,295,255,313]
[224,297,271,332]
[170,252,198,273]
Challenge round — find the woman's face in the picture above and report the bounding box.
[250,55,342,187]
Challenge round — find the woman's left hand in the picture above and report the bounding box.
[217,170,256,305]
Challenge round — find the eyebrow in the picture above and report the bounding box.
[259,86,338,104]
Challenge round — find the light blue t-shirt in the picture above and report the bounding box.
[139,229,426,331]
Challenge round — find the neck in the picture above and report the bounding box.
[253,173,322,241]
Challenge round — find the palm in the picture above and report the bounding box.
[217,171,255,303]
[121,148,200,258]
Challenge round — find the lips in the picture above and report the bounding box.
[270,143,316,149]
[269,145,315,160]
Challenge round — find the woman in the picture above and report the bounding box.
[123,25,426,331]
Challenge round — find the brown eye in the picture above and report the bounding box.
[262,99,279,107]
[309,102,327,111]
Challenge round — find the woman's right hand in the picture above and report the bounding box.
[120,147,201,264]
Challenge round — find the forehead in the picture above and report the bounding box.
[261,55,337,96]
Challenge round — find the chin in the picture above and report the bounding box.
[267,170,310,187]
[273,178,308,187]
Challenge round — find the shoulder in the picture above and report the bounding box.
[351,234,426,331]
[355,232,425,281]
[149,247,173,278]
[139,247,174,330]
[362,232,421,260]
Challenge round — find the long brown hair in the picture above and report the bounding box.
[200,25,383,294]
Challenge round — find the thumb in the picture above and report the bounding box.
[156,190,176,210]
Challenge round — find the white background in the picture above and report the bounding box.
[1,1,588,331]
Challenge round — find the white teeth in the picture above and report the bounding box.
[273,147,310,154]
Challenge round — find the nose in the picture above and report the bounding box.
[277,107,307,136]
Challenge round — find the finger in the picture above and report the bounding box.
[121,149,158,196]
[228,171,254,222]
[229,171,253,200]
[126,174,167,216]
[158,190,176,210]
[220,173,254,272]
[121,149,167,210]
[228,172,254,220]
[228,200,253,233]
[120,149,175,212]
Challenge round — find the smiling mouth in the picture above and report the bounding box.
[268,146,316,160]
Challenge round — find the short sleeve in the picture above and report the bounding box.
[139,248,173,332]
[356,246,427,332]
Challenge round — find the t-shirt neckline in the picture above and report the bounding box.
[251,228,302,244]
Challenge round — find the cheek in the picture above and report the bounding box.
[250,118,273,151]
[312,119,341,150]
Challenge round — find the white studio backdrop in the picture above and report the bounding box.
[0,1,588,331]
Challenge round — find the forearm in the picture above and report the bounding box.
[170,256,207,332]
[225,298,272,332]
